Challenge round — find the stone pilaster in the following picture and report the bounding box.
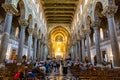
[91,21,101,65]
[0,4,17,63]
[17,19,28,63]
[27,28,33,60]
[84,29,91,62]
[102,4,120,66]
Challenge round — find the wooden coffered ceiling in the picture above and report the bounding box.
[41,0,79,24]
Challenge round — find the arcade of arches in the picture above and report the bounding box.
[0,0,120,79]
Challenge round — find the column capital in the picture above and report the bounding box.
[80,35,85,39]
[77,35,80,41]
[72,43,75,46]
[91,21,101,29]
[2,4,18,14]
[37,34,41,40]
[37,30,41,39]
[102,5,118,18]
[83,29,91,35]
[19,19,28,27]
[41,40,45,45]
[33,32,38,38]
[28,28,34,36]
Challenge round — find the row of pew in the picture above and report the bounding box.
[70,65,120,80]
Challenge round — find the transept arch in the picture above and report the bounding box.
[48,26,70,59]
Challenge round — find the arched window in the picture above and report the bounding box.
[100,28,103,40]
[15,27,19,38]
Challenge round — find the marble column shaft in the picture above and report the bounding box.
[43,45,47,61]
[71,46,74,60]
[17,19,28,62]
[75,43,78,60]
[77,41,80,59]
[94,27,101,64]
[28,28,33,60]
[73,44,76,60]
[37,39,41,60]
[0,12,13,63]
[85,31,91,62]
[40,43,43,61]
[108,17,120,66]
[33,37,37,60]
[78,40,82,62]
[42,44,45,60]
[17,26,26,62]
[102,5,120,66]
[81,38,85,62]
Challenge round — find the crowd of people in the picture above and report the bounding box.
[1,55,98,80]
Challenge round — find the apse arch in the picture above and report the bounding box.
[48,26,71,59]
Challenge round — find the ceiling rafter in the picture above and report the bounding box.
[41,0,79,24]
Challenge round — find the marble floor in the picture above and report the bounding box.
[45,66,76,80]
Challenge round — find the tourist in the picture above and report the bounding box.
[62,60,68,75]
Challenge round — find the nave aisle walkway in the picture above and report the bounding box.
[45,65,76,80]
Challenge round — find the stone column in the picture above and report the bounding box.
[40,41,43,61]
[71,44,75,61]
[43,44,47,61]
[81,35,85,62]
[84,29,91,62]
[77,41,80,59]
[27,28,33,60]
[78,40,82,62]
[33,34,38,61]
[42,44,45,61]
[91,21,101,64]
[71,45,74,60]
[0,4,16,63]
[37,39,41,61]
[17,19,28,63]
[73,42,77,60]
[102,5,120,66]
[75,42,78,60]
[37,31,41,61]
